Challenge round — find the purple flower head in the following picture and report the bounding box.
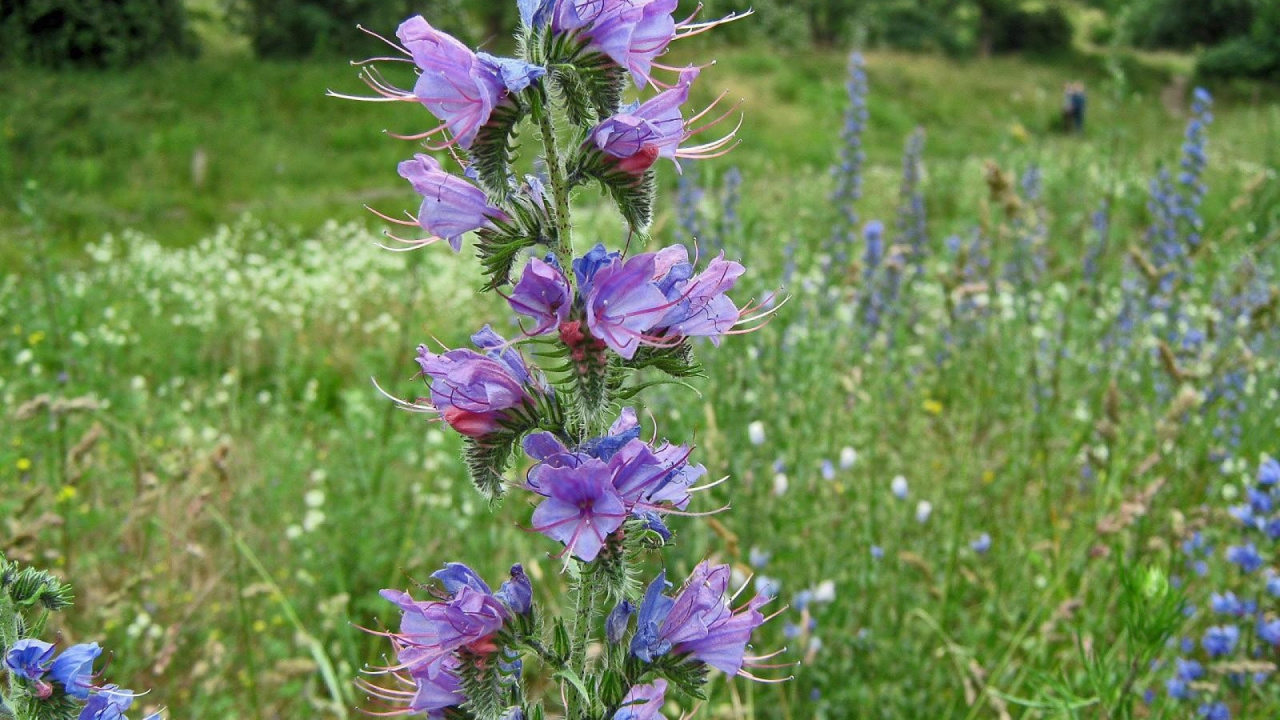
[1225,543,1263,573]
[585,252,672,359]
[50,643,101,699]
[971,533,992,555]
[398,154,508,251]
[630,562,774,677]
[414,328,536,438]
[649,250,748,346]
[573,243,622,292]
[587,69,736,175]
[392,17,542,149]
[78,685,135,720]
[552,0,678,87]
[5,639,55,684]
[612,679,668,720]
[376,577,512,689]
[529,460,628,561]
[508,257,573,335]
[1202,625,1239,658]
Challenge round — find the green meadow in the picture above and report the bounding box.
[3,39,1280,719]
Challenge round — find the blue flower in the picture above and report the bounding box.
[5,638,55,683]
[77,685,135,720]
[1201,626,1239,658]
[50,643,101,699]
[1225,544,1263,573]
[1259,618,1280,646]
[1260,458,1280,486]
[971,533,992,555]
[1210,592,1244,616]
[1198,701,1229,720]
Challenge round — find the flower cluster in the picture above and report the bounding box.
[341,3,777,718]
[1161,457,1280,717]
[1,554,160,720]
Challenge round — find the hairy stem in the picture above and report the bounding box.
[531,91,575,274]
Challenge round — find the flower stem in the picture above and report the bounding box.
[531,90,575,274]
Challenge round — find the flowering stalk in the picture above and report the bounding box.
[0,553,159,720]
[342,3,779,718]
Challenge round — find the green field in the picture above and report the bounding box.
[3,41,1280,719]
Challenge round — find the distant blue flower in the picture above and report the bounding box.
[971,533,992,555]
[748,546,771,568]
[754,575,781,599]
[792,590,814,611]
[1258,618,1280,646]
[1226,544,1263,573]
[1202,626,1239,658]
[820,460,835,481]
[890,475,908,499]
[1261,458,1280,486]
[870,546,883,560]
[1211,592,1245,616]
[1198,701,1229,720]
[1267,574,1280,597]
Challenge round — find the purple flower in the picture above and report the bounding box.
[649,248,748,347]
[394,17,543,148]
[1201,625,1239,657]
[415,327,536,438]
[552,0,678,87]
[507,257,573,335]
[50,643,101,699]
[5,639,55,683]
[971,533,992,555]
[398,154,508,251]
[587,69,734,175]
[529,460,629,561]
[630,562,773,677]
[78,685,135,720]
[370,563,527,713]
[1225,543,1263,573]
[612,679,668,720]
[585,252,671,359]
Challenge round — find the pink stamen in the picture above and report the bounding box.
[357,24,411,55]
[365,205,421,227]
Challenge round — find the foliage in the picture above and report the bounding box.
[0,0,193,68]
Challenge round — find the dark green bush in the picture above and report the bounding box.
[1198,37,1280,80]
[1126,0,1255,50]
[865,1,965,54]
[991,6,1073,55]
[227,0,497,59]
[0,0,194,68]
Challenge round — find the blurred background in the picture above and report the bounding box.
[3,1,1280,719]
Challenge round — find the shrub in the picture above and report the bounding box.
[0,0,194,68]
[991,6,1074,55]
[1198,37,1280,80]
[228,0,478,59]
